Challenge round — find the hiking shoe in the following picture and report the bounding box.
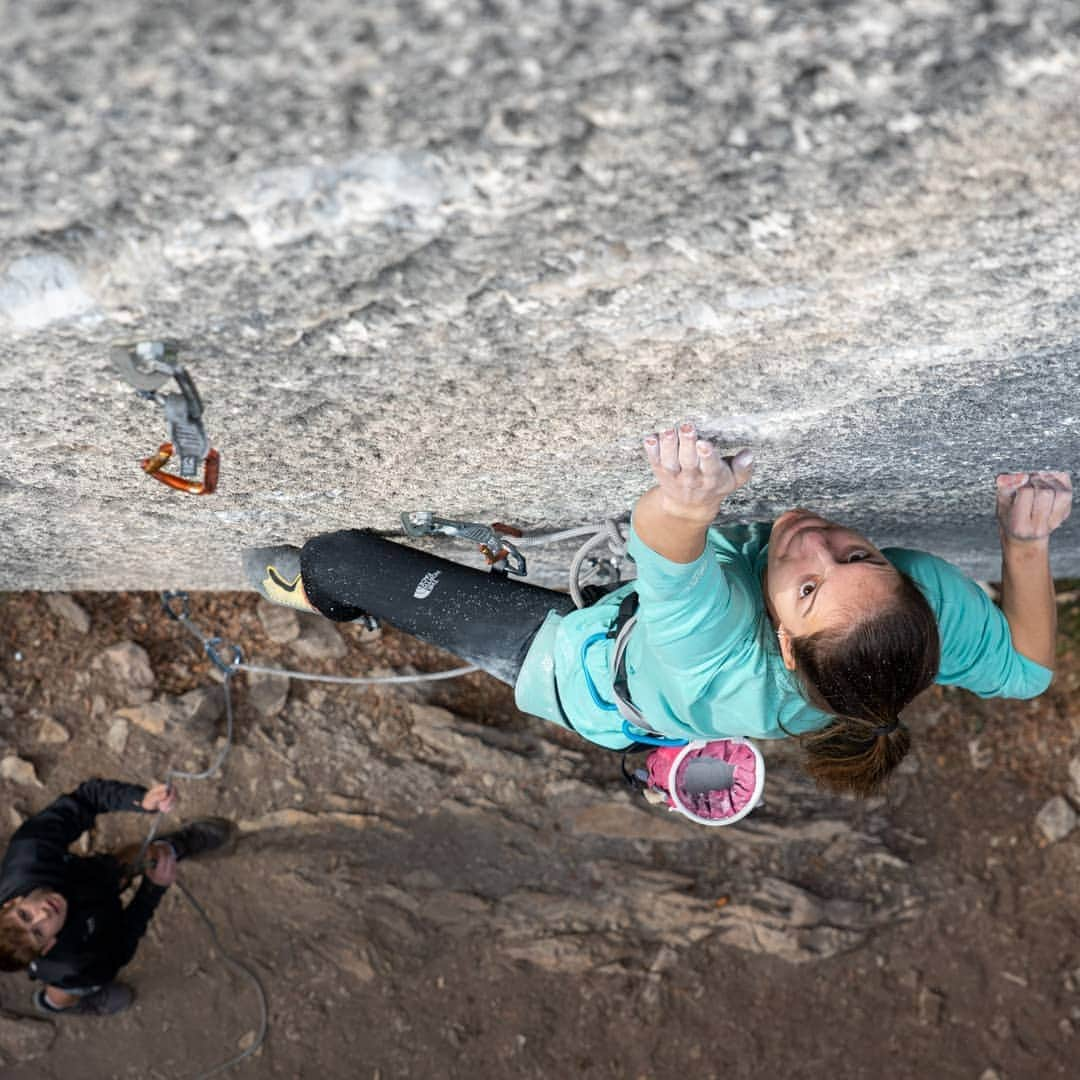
[242,544,316,612]
[158,817,237,862]
[34,982,134,1016]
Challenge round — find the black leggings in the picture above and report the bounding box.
[300,530,577,686]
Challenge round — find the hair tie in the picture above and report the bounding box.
[872,719,900,738]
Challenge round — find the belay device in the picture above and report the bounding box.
[112,339,220,494]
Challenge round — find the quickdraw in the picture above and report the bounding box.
[112,339,220,495]
[401,511,527,575]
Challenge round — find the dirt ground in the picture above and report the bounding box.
[1,587,1079,1080]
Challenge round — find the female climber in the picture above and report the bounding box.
[245,422,1071,795]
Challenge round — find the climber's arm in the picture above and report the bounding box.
[996,472,1072,671]
[634,422,754,564]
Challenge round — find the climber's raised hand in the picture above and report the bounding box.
[643,421,754,525]
[996,471,1072,545]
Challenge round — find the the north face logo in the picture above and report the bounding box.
[413,571,441,599]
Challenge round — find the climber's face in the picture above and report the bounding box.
[764,510,901,665]
[3,888,67,955]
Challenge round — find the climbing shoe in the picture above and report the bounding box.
[34,982,135,1016]
[158,818,237,861]
[242,544,317,612]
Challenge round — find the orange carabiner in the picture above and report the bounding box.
[141,443,220,495]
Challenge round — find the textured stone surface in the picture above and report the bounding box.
[0,0,1078,589]
[0,1011,56,1065]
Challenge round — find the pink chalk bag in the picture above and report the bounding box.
[638,738,765,826]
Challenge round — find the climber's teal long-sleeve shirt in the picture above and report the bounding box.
[514,519,1054,749]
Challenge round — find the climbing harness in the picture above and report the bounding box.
[401,511,527,576]
[112,339,220,495]
[394,515,765,825]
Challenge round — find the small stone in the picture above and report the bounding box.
[968,737,992,770]
[176,686,225,736]
[244,657,290,717]
[344,619,382,644]
[43,593,91,634]
[917,986,946,1026]
[335,946,376,983]
[896,753,920,775]
[0,755,43,788]
[1035,796,1078,843]
[1068,756,1080,802]
[106,718,130,755]
[36,717,70,745]
[1059,1017,1075,1037]
[257,599,300,643]
[0,1010,56,1063]
[114,699,172,736]
[289,615,347,662]
[978,1070,1002,1080]
[237,1030,257,1051]
[92,641,156,704]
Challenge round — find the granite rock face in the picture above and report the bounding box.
[1,0,1077,589]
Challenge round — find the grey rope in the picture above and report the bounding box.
[140,522,627,1073]
[234,660,478,684]
[175,879,270,1080]
[133,666,235,864]
[567,518,629,608]
[142,598,267,1079]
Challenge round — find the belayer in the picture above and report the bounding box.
[0,778,232,1015]
[245,421,1071,795]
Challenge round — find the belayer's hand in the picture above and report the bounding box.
[996,471,1072,544]
[145,841,177,887]
[141,783,178,814]
[643,421,754,524]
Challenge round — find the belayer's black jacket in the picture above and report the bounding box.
[0,778,167,990]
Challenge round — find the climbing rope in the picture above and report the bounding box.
[173,880,270,1080]
[133,607,265,1079]
[564,518,629,608]
[141,517,630,1075]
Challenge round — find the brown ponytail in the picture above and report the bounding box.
[789,571,940,796]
